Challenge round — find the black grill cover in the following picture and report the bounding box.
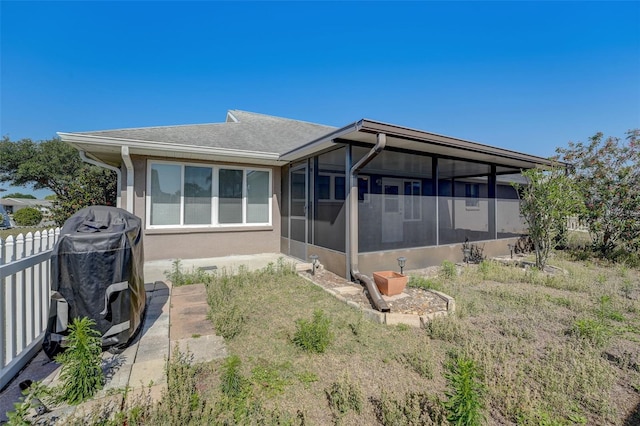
[43,206,145,358]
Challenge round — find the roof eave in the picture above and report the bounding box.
[356,119,559,168]
[57,132,287,166]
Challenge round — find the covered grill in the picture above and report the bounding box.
[43,206,145,358]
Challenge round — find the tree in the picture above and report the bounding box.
[513,165,582,269]
[2,193,36,199]
[13,207,43,226]
[0,136,117,226]
[556,130,640,255]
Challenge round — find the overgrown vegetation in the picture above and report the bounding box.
[10,256,639,425]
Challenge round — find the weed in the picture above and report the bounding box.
[546,295,572,309]
[212,303,245,339]
[444,354,485,426]
[54,317,104,405]
[426,316,466,343]
[292,309,333,353]
[220,355,250,399]
[408,275,443,292]
[325,375,363,417]
[377,391,447,425]
[251,361,290,397]
[396,323,411,332]
[164,259,212,287]
[621,278,634,299]
[570,318,611,347]
[397,350,434,379]
[150,346,210,424]
[441,260,457,280]
[296,371,318,387]
[478,260,493,279]
[5,381,49,426]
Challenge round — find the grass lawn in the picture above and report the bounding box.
[147,254,639,425]
[0,226,56,240]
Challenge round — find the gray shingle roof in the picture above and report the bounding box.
[76,110,336,155]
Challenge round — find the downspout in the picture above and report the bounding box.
[349,133,390,312]
[79,151,122,209]
[121,146,134,214]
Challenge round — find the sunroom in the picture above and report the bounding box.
[279,119,552,279]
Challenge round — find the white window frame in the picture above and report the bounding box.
[403,179,422,221]
[146,160,272,229]
[317,172,346,202]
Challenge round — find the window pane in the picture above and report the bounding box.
[317,175,330,200]
[219,169,243,223]
[404,181,412,220]
[150,164,181,225]
[184,166,212,225]
[247,170,269,223]
[358,177,369,201]
[335,176,345,200]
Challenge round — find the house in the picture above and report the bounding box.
[58,110,551,279]
[0,198,53,216]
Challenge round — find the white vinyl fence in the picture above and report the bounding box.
[0,228,60,389]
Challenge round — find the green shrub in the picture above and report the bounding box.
[55,317,104,405]
[292,309,333,353]
[13,207,42,226]
[444,354,485,426]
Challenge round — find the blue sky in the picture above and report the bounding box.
[1,1,639,197]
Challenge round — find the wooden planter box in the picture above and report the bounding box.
[373,271,408,296]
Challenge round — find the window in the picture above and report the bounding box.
[316,173,346,201]
[465,183,480,208]
[358,176,370,202]
[147,161,271,227]
[334,176,346,200]
[317,175,330,200]
[403,180,421,220]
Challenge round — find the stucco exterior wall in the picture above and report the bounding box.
[130,155,282,261]
[357,237,520,277]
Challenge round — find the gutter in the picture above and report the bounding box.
[121,146,134,214]
[348,133,390,312]
[79,151,122,208]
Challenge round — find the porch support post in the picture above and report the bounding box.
[345,145,352,279]
[432,157,439,245]
[488,165,497,239]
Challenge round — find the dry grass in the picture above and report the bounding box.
[177,255,640,425]
[65,255,638,425]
